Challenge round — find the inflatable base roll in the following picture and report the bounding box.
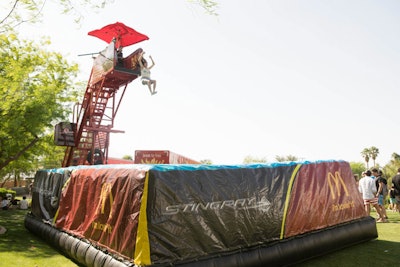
[24,214,133,267]
[173,216,377,267]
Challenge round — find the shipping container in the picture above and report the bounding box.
[134,150,200,164]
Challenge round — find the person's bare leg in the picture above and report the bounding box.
[375,204,382,219]
[375,204,387,222]
[365,204,370,215]
[381,204,388,218]
[147,84,153,94]
[150,81,157,95]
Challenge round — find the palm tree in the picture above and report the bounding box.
[361,148,370,169]
[285,155,299,161]
[369,146,379,167]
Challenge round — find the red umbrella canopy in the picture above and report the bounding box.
[88,22,149,48]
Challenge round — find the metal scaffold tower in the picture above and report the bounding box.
[55,22,149,167]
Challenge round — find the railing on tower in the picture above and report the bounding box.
[55,41,143,167]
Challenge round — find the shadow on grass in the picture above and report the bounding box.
[297,212,400,266]
[0,209,62,259]
[297,239,400,266]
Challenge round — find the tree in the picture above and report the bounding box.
[0,0,219,33]
[349,162,366,180]
[243,156,267,164]
[36,134,67,169]
[123,155,133,160]
[189,0,219,15]
[0,33,79,174]
[275,155,299,162]
[381,153,400,186]
[200,159,212,165]
[369,146,379,167]
[0,0,114,32]
[361,148,371,169]
[391,152,400,163]
[360,146,380,169]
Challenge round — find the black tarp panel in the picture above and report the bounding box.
[31,168,71,221]
[144,163,296,264]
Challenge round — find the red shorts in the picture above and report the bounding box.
[363,198,378,205]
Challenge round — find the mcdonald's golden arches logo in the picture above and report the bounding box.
[98,182,114,217]
[327,171,349,200]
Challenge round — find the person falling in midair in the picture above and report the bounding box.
[138,51,157,95]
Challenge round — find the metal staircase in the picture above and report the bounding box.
[61,43,142,167]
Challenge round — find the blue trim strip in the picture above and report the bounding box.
[39,159,345,173]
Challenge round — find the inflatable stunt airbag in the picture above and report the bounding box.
[25,160,377,266]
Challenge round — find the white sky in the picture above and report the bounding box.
[13,0,400,165]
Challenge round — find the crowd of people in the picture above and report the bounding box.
[358,167,400,222]
[0,195,30,235]
[0,195,29,211]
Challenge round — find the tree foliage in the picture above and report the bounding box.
[189,0,219,15]
[200,159,212,165]
[0,0,218,33]
[361,148,371,169]
[0,33,79,174]
[122,155,133,160]
[349,161,366,179]
[369,146,379,167]
[382,153,400,186]
[0,0,115,32]
[275,155,299,162]
[360,146,380,169]
[243,155,267,164]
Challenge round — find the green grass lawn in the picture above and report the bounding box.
[1,209,400,266]
[297,210,400,266]
[0,209,79,267]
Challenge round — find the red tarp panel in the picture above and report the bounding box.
[284,161,365,237]
[107,157,135,164]
[55,167,147,259]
